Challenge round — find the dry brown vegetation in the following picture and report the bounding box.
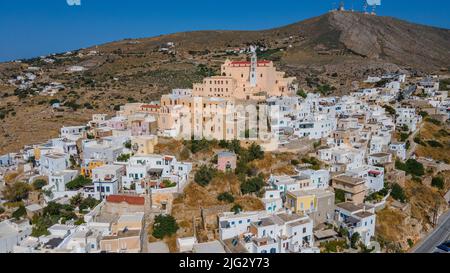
[376,178,450,252]
[171,171,263,239]
[416,122,450,163]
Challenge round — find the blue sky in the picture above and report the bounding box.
[0,0,449,62]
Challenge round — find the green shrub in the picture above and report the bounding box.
[2,182,32,202]
[217,192,235,203]
[117,153,131,162]
[426,118,442,126]
[351,232,361,249]
[382,105,396,116]
[194,165,217,187]
[431,176,444,190]
[335,189,346,204]
[426,140,443,148]
[231,204,243,214]
[297,89,307,98]
[391,183,407,203]
[32,179,47,190]
[395,159,425,177]
[12,205,26,219]
[66,176,92,190]
[152,214,179,239]
[241,175,265,195]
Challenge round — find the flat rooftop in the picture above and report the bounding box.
[333,175,365,185]
[193,241,226,253]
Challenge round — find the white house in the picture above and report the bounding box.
[0,219,32,253]
[346,165,385,193]
[92,165,124,200]
[293,114,336,140]
[48,170,79,192]
[39,153,70,176]
[219,211,266,241]
[335,202,376,246]
[219,211,317,253]
[298,169,330,189]
[396,108,421,132]
[60,126,86,139]
[261,188,283,213]
[0,154,14,167]
[389,142,407,161]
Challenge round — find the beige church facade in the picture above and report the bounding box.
[193,48,298,100]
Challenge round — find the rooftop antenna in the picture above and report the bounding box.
[338,1,345,11]
[366,0,381,15]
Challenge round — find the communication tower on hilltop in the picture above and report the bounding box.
[365,0,381,15]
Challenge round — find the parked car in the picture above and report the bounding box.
[436,241,450,253]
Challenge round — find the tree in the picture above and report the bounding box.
[117,153,131,162]
[241,175,265,195]
[351,232,361,249]
[124,140,132,149]
[152,214,179,239]
[217,192,235,203]
[231,204,243,214]
[66,176,92,190]
[247,143,264,161]
[0,207,5,214]
[70,193,84,207]
[391,183,407,203]
[338,226,349,238]
[32,179,47,190]
[2,182,32,202]
[382,105,396,116]
[228,139,242,155]
[297,89,307,98]
[335,189,345,204]
[12,205,26,219]
[431,176,445,190]
[396,159,425,177]
[194,165,217,187]
[79,197,99,212]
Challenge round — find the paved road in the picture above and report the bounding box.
[412,209,450,253]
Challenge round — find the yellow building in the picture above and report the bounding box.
[285,190,317,215]
[81,159,105,178]
[131,135,158,155]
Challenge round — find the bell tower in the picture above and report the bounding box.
[249,45,257,87]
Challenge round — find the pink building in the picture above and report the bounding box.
[217,151,237,172]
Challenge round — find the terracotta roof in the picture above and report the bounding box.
[229,60,271,66]
[106,195,145,205]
